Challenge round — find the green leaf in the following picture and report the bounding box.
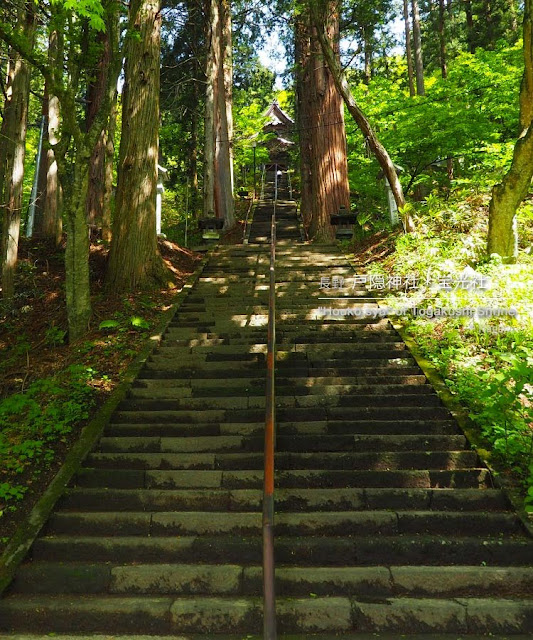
[130,316,150,330]
[99,319,120,330]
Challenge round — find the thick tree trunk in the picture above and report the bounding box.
[102,98,116,243]
[86,28,111,228]
[411,0,425,95]
[222,0,234,197]
[203,0,234,228]
[63,147,92,340]
[216,0,235,229]
[487,0,533,261]
[190,81,200,216]
[43,89,62,244]
[107,0,167,291]
[312,5,415,233]
[295,16,313,235]
[203,0,218,218]
[403,0,415,97]
[307,2,350,242]
[1,4,35,300]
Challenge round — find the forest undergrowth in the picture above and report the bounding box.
[349,183,533,512]
[0,235,203,551]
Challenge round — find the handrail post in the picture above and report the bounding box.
[263,201,277,640]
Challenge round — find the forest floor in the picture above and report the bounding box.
[0,235,204,550]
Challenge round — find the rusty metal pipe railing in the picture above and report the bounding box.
[263,201,277,640]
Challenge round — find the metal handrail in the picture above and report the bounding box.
[260,165,266,201]
[242,197,254,245]
[263,195,277,640]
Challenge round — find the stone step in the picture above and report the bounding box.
[133,374,429,387]
[128,383,436,399]
[31,534,533,565]
[166,334,401,345]
[97,433,467,454]
[11,563,533,598]
[110,406,452,424]
[104,419,460,437]
[1,594,532,634]
[145,356,419,370]
[120,394,443,411]
[85,450,480,472]
[156,343,408,355]
[11,562,533,598]
[44,510,522,538]
[58,487,510,513]
[73,467,493,490]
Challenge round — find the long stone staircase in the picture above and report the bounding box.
[1,202,533,638]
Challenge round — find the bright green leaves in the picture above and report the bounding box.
[345,42,523,209]
[0,366,97,517]
[50,0,106,31]
[99,315,151,332]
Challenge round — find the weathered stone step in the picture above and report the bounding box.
[121,394,443,411]
[11,563,533,598]
[105,418,460,437]
[111,406,452,425]
[1,594,532,634]
[45,510,521,538]
[32,534,533,565]
[128,383,435,399]
[146,355,418,370]
[59,487,510,514]
[133,374,429,388]
[97,433,466,454]
[165,333,401,346]
[275,366,423,378]
[73,467,493,490]
[156,345,409,359]
[85,450,480,472]
[136,373,428,387]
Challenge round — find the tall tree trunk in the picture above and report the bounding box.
[216,0,234,229]
[32,93,50,235]
[190,98,200,216]
[41,28,62,245]
[311,2,415,233]
[411,0,425,95]
[222,0,234,197]
[107,0,167,291]
[487,0,533,261]
[464,0,475,53]
[302,0,350,242]
[203,0,218,218]
[86,28,111,229]
[102,98,116,243]
[1,3,35,300]
[363,26,372,85]
[295,15,313,235]
[0,55,15,240]
[403,0,415,97]
[62,146,92,339]
[438,0,448,78]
